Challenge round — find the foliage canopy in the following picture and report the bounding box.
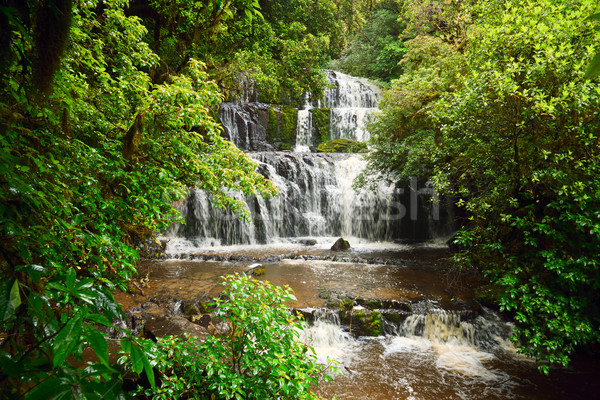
[359,0,600,372]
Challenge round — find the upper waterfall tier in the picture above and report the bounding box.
[165,152,454,246]
[321,70,381,109]
[219,71,381,152]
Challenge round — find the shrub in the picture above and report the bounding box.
[129,274,338,399]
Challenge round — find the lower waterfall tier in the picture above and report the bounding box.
[166,152,454,246]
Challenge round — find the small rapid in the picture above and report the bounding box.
[300,308,541,400]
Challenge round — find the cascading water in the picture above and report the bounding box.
[300,307,533,400]
[294,109,314,153]
[295,70,381,148]
[165,152,451,247]
[218,70,381,152]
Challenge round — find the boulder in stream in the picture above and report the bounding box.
[331,237,351,251]
[246,263,266,276]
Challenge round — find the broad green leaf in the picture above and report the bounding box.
[142,349,155,389]
[585,52,600,79]
[0,278,20,321]
[16,264,46,283]
[65,267,76,290]
[24,377,70,400]
[85,325,109,367]
[9,278,21,313]
[53,313,84,368]
[129,343,145,374]
[86,313,114,327]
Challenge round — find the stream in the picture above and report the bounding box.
[122,240,600,400]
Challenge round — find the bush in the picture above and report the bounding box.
[317,138,367,153]
[129,274,338,399]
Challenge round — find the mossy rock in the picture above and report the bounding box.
[266,105,298,150]
[350,309,382,337]
[197,301,213,314]
[317,138,368,153]
[355,298,382,310]
[310,108,330,147]
[331,237,351,251]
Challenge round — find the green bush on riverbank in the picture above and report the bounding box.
[125,274,337,400]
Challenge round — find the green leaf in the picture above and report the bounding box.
[86,313,114,328]
[24,377,70,400]
[16,264,46,283]
[585,52,600,79]
[142,349,155,389]
[85,325,109,367]
[0,278,21,321]
[129,343,145,374]
[53,313,84,368]
[9,278,21,312]
[65,267,76,290]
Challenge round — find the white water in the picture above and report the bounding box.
[294,109,314,152]
[293,70,381,151]
[300,309,534,400]
[165,152,448,246]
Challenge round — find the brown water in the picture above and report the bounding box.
[128,243,600,400]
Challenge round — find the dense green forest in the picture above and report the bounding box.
[1,0,600,398]
[350,0,600,373]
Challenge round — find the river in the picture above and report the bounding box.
[126,240,600,400]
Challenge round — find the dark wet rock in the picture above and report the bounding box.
[299,239,317,246]
[189,313,213,329]
[331,237,351,251]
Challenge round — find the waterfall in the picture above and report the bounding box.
[299,307,519,383]
[165,70,454,247]
[219,70,381,152]
[166,152,451,245]
[321,70,380,143]
[294,109,313,153]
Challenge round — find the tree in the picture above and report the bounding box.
[330,0,407,82]
[127,0,347,103]
[0,0,277,397]
[360,0,600,372]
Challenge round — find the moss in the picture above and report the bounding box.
[369,311,382,336]
[310,108,330,147]
[383,312,401,324]
[337,297,355,325]
[356,298,381,310]
[197,301,213,314]
[266,105,297,150]
[317,138,368,153]
[351,309,382,336]
[252,266,266,276]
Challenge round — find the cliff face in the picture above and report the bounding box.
[218,70,380,152]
